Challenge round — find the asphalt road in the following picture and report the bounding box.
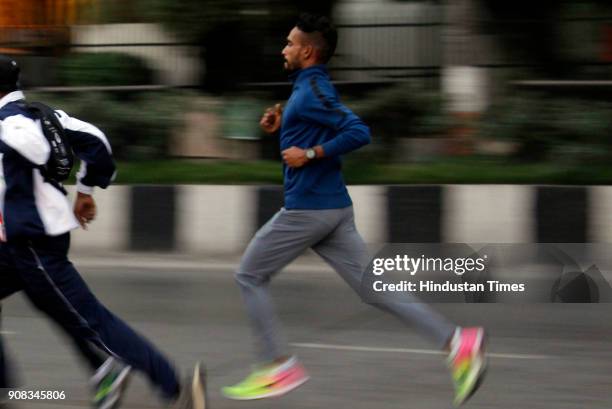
[1,253,611,409]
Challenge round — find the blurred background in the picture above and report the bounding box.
[2,3,612,409]
[4,0,612,182]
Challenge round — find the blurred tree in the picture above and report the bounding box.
[57,52,154,87]
[479,93,612,162]
[142,0,338,92]
[80,0,141,24]
[351,84,453,162]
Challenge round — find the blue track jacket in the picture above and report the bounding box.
[281,65,371,209]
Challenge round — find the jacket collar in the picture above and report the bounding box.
[288,65,329,84]
[0,90,25,110]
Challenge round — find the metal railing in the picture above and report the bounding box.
[4,13,612,92]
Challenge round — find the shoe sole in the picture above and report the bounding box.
[222,375,310,400]
[454,330,487,406]
[191,363,208,409]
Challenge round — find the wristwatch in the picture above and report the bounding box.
[305,148,316,160]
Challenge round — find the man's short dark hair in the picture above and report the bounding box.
[296,13,338,64]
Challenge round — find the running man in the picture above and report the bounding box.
[0,55,206,409]
[222,13,487,406]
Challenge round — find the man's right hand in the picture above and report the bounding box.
[74,192,97,230]
[260,104,283,134]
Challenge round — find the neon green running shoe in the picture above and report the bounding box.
[222,356,309,400]
[91,358,131,409]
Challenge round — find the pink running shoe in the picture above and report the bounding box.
[448,327,487,406]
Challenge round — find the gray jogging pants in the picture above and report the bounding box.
[235,206,456,362]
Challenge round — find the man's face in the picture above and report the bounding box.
[282,27,308,72]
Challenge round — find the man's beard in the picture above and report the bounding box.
[284,59,299,73]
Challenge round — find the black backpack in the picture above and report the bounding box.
[19,101,74,192]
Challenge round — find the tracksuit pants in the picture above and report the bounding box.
[0,233,180,399]
[235,206,457,362]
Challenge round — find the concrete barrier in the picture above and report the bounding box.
[66,184,607,255]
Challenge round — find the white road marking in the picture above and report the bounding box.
[291,342,551,360]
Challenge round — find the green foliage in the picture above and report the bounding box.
[57,52,154,86]
[29,91,192,160]
[108,158,612,185]
[479,93,612,162]
[353,84,452,139]
[345,84,452,162]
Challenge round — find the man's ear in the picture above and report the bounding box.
[302,44,314,60]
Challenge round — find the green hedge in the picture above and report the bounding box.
[479,94,612,162]
[110,158,612,185]
[57,52,154,86]
[29,91,191,160]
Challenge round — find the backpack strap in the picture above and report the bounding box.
[17,101,74,194]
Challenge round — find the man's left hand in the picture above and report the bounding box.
[282,146,309,168]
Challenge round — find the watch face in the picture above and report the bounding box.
[306,149,316,159]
